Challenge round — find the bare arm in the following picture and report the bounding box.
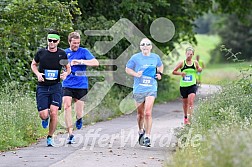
[71,58,99,66]
[125,67,142,78]
[172,61,186,77]
[60,63,71,80]
[157,64,164,74]
[195,60,202,72]
[156,64,164,80]
[31,59,44,82]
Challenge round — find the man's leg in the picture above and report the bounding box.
[48,105,59,137]
[74,99,84,120]
[135,102,145,145]
[143,96,155,136]
[36,86,50,128]
[63,96,73,135]
[39,109,50,120]
[74,99,84,129]
[136,102,145,131]
[141,96,155,147]
[39,109,50,129]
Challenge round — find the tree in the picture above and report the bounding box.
[0,0,80,89]
[210,14,252,62]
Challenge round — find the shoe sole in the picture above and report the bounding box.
[141,143,151,147]
[67,141,75,144]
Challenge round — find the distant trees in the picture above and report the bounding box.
[213,14,252,62]
[196,12,252,63]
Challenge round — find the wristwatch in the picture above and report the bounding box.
[157,72,163,76]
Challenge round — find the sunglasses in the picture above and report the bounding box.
[140,43,152,46]
[48,39,58,43]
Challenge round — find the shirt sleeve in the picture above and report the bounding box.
[83,48,95,60]
[126,57,135,70]
[34,50,40,63]
[61,51,68,65]
[156,55,163,67]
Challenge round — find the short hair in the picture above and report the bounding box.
[68,31,80,42]
[48,30,59,35]
[140,38,152,45]
[186,47,194,53]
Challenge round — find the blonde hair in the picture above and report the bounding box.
[186,47,194,53]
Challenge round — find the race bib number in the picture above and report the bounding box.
[140,76,153,86]
[183,75,193,82]
[44,70,58,80]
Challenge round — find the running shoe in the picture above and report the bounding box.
[184,118,190,125]
[75,117,83,130]
[42,117,49,129]
[138,129,145,146]
[47,137,53,147]
[143,137,151,147]
[67,134,75,144]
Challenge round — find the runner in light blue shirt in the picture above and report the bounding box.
[126,52,162,94]
[125,38,163,147]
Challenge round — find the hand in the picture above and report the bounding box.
[181,72,186,78]
[37,73,44,82]
[135,71,143,77]
[71,59,82,66]
[197,67,202,72]
[156,73,162,80]
[60,71,68,80]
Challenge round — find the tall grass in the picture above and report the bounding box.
[202,61,252,85]
[0,83,46,151]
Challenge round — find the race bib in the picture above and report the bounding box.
[183,75,193,82]
[44,69,58,80]
[140,76,153,86]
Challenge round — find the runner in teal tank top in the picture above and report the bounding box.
[172,47,202,125]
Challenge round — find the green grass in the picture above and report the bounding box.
[194,34,221,64]
[0,84,47,151]
[202,61,252,85]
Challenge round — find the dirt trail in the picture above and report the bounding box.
[0,84,220,167]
